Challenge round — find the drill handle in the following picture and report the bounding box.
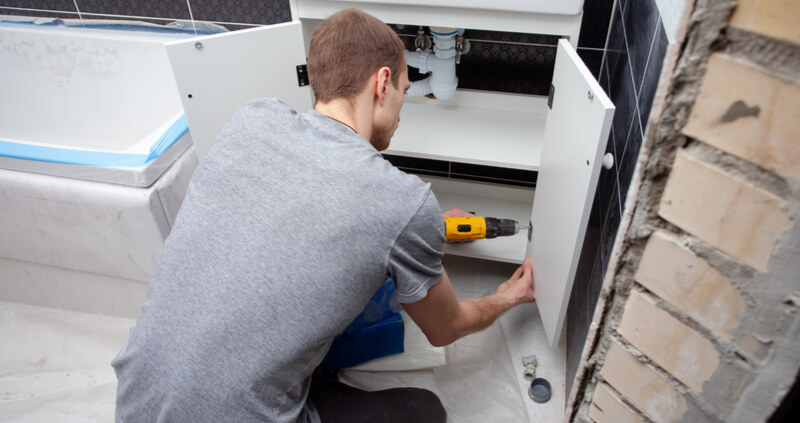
[444,216,486,241]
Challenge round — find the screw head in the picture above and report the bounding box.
[195,42,203,49]
[587,90,594,100]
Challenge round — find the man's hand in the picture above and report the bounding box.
[495,258,535,306]
[442,208,474,219]
[404,258,536,347]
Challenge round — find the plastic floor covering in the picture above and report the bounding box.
[0,256,552,422]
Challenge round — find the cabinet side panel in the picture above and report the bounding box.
[527,39,614,348]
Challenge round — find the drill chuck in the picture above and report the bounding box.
[484,217,520,238]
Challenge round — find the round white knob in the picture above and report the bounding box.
[603,152,614,170]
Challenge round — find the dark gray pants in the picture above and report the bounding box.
[308,370,447,423]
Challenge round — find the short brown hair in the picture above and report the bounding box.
[307,9,405,103]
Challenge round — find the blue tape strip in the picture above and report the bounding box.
[0,115,189,168]
[146,114,189,162]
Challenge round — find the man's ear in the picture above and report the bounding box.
[374,66,391,107]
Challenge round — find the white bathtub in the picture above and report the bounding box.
[0,21,196,186]
[0,21,203,318]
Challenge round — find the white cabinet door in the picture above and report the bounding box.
[527,39,614,348]
[166,22,313,159]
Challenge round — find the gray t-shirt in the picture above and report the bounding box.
[112,99,446,423]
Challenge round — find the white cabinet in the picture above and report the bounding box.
[165,6,613,350]
[293,0,585,47]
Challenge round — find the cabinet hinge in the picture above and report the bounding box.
[547,84,555,109]
[296,64,309,87]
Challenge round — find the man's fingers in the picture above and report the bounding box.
[520,258,533,281]
[510,258,533,281]
[442,208,475,219]
[511,263,525,280]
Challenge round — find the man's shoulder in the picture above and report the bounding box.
[375,159,433,197]
[238,97,297,117]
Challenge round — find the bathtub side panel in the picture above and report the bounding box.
[0,257,148,318]
[153,145,199,228]
[0,169,165,282]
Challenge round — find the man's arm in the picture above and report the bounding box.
[402,258,534,347]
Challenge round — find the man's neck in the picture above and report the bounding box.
[314,96,372,140]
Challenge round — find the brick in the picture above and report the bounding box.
[683,54,800,180]
[590,382,645,423]
[730,0,800,44]
[659,149,792,271]
[599,341,688,422]
[618,290,721,392]
[635,231,744,341]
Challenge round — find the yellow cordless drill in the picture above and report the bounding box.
[444,216,529,241]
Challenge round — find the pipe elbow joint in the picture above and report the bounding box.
[405,50,433,74]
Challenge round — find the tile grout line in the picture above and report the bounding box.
[618,0,653,212]
[635,18,663,138]
[619,106,641,213]
[72,0,82,20]
[606,4,622,185]
[598,0,621,79]
[184,0,197,36]
[637,18,662,102]
[614,123,624,214]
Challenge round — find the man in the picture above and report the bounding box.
[113,8,534,423]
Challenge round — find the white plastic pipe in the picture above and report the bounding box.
[405,27,460,100]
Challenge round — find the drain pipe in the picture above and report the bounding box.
[405,27,461,100]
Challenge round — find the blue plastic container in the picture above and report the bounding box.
[322,313,404,371]
[322,277,404,371]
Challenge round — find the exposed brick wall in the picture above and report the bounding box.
[569,0,800,422]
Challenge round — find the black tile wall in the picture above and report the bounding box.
[381,154,450,179]
[0,0,77,17]
[638,22,668,133]
[579,0,614,49]
[456,38,555,95]
[382,154,537,188]
[396,26,559,96]
[189,0,290,25]
[577,47,604,79]
[617,115,643,205]
[1,0,291,26]
[595,126,619,229]
[451,162,537,187]
[0,0,74,10]
[603,3,625,88]
[577,0,614,79]
[607,6,637,148]
[622,0,661,92]
[0,7,72,17]
[78,0,190,20]
[566,0,669,398]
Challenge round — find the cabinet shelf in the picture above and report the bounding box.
[387,90,547,171]
[423,176,534,264]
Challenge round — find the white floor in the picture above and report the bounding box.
[0,256,565,422]
[0,301,134,422]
